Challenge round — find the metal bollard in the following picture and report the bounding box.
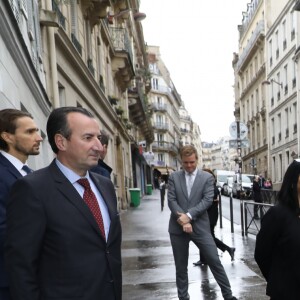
[229,193,234,233]
[219,192,223,229]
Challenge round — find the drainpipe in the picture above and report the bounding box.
[45,0,60,109]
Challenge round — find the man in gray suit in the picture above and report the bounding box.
[168,145,237,300]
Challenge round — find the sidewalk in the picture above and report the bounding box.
[121,189,268,300]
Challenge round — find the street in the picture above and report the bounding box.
[121,190,268,300]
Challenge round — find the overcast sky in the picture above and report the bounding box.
[140,0,250,142]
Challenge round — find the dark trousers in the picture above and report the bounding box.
[200,225,230,262]
[160,190,165,209]
[253,201,263,218]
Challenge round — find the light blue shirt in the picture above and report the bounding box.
[55,159,111,241]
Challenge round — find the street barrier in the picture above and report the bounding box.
[243,202,273,236]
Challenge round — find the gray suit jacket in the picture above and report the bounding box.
[168,169,214,240]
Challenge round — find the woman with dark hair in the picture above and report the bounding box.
[255,160,300,300]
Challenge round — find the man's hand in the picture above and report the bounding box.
[177,212,191,226]
[182,223,193,233]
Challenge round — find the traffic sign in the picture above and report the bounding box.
[229,139,250,149]
[229,121,248,139]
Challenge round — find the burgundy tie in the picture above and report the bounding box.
[77,178,106,239]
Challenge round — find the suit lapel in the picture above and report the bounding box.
[0,153,23,179]
[49,161,105,240]
[179,170,189,199]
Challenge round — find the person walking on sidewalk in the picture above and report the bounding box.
[255,160,300,300]
[193,168,235,266]
[253,175,262,220]
[168,145,237,300]
[159,177,166,211]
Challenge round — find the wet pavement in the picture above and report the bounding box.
[120,189,268,300]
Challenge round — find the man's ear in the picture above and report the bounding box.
[55,134,67,151]
[0,132,14,145]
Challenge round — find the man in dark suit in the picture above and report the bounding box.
[5,107,122,300]
[168,145,236,300]
[90,130,113,179]
[0,109,43,300]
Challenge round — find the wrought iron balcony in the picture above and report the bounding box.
[128,82,154,143]
[153,122,169,131]
[71,33,82,56]
[150,102,167,112]
[236,20,264,72]
[51,0,66,29]
[109,27,134,91]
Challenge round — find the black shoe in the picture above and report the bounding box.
[225,297,238,300]
[193,260,207,266]
[228,247,235,261]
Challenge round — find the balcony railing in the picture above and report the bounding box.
[109,27,133,64]
[151,103,167,112]
[236,20,264,72]
[52,0,66,29]
[71,33,82,56]
[153,122,169,131]
[152,141,178,154]
[180,128,190,133]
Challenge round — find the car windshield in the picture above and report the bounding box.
[242,175,254,183]
[218,175,229,182]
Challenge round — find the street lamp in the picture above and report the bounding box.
[262,79,283,89]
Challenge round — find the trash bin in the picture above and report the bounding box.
[146,184,152,195]
[129,188,141,207]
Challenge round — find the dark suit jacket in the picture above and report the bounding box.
[90,159,112,179]
[0,153,22,288]
[5,160,122,300]
[255,204,300,299]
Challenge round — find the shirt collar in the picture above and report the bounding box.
[0,150,26,172]
[185,169,197,176]
[55,158,90,184]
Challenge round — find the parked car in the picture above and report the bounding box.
[213,170,235,195]
[232,174,254,199]
[223,176,234,196]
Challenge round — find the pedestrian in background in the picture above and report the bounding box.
[194,168,235,266]
[253,175,262,219]
[90,130,112,179]
[5,107,122,300]
[159,177,166,211]
[0,109,43,300]
[168,145,237,300]
[255,160,300,300]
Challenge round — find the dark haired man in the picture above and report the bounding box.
[90,130,112,179]
[0,108,43,300]
[5,107,122,300]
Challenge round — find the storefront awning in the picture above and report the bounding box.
[154,167,174,175]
